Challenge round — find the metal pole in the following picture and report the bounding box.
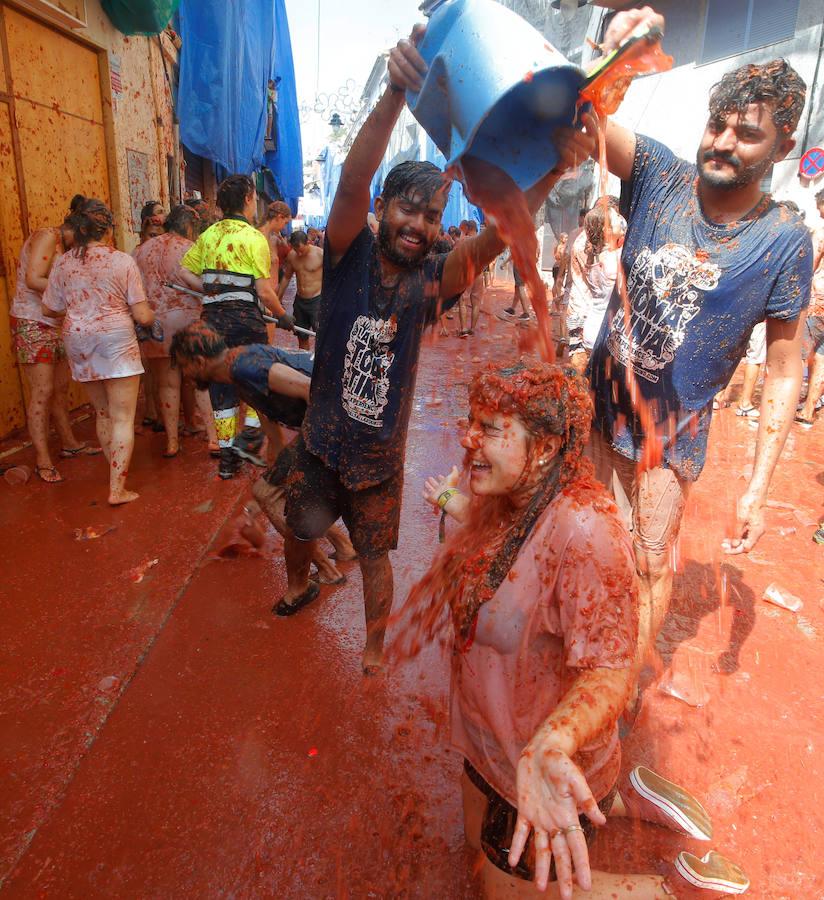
[164,283,317,338]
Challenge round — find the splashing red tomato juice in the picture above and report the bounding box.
[583,34,673,469]
[456,156,556,363]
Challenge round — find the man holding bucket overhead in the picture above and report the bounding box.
[574,10,812,674]
[277,26,592,674]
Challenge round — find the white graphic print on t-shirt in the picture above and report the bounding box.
[607,243,721,384]
[342,315,397,427]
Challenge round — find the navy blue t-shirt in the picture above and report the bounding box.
[589,135,812,480]
[229,344,313,428]
[303,227,456,489]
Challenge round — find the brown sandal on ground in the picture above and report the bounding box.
[35,465,64,483]
[59,443,103,458]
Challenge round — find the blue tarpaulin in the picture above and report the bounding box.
[177,0,302,201]
[310,135,480,228]
[263,0,303,212]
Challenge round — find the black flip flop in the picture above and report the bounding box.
[272,582,320,617]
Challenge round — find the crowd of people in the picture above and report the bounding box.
[8,4,824,897]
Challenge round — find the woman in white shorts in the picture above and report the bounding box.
[43,198,154,505]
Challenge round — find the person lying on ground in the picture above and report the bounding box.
[564,7,812,670]
[170,322,355,585]
[277,230,324,350]
[277,24,588,674]
[395,363,746,900]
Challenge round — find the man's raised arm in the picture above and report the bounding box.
[577,6,666,181]
[325,26,427,266]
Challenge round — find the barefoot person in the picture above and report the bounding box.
[396,363,747,899]
[276,230,324,350]
[570,8,813,662]
[10,195,101,483]
[259,200,292,282]
[170,322,356,583]
[42,198,154,505]
[458,219,483,337]
[566,203,625,373]
[278,26,572,673]
[132,204,217,457]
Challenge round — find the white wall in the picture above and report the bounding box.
[596,0,824,221]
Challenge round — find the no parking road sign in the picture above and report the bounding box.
[799,147,824,178]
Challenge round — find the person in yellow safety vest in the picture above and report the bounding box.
[179,174,295,479]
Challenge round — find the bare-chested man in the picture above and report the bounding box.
[259,200,292,281]
[277,230,323,350]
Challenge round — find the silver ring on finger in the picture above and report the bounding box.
[563,823,584,835]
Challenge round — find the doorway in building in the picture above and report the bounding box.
[0,4,112,437]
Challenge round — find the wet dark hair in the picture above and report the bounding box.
[217,174,255,216]
[170,322,227,367]
[584,204,613,256]
[67,198,114,259]
[381,160,447,207]
[447,225,461,237]
[141,200,162,221]
[465,220,478,234]
[709,59,806,136]
[266,200,292,221]
[64,194,86,225]
[289,229,308,247]
[165,204,200,238]
[778,199,800,213]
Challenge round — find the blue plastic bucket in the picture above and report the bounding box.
[408,0,585,191]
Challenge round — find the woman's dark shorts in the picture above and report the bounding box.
[284,436,402,558]
[464,760,616,882]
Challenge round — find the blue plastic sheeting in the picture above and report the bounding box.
[318,147,344,222]
[263,0,303,212]
[310,134,481,229]
[178,0,302,197]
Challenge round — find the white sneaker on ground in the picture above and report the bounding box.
[626,766,713,840]
[675,850,749,894]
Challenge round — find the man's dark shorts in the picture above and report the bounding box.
[284,436,402,558]
[293,295,321,332]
